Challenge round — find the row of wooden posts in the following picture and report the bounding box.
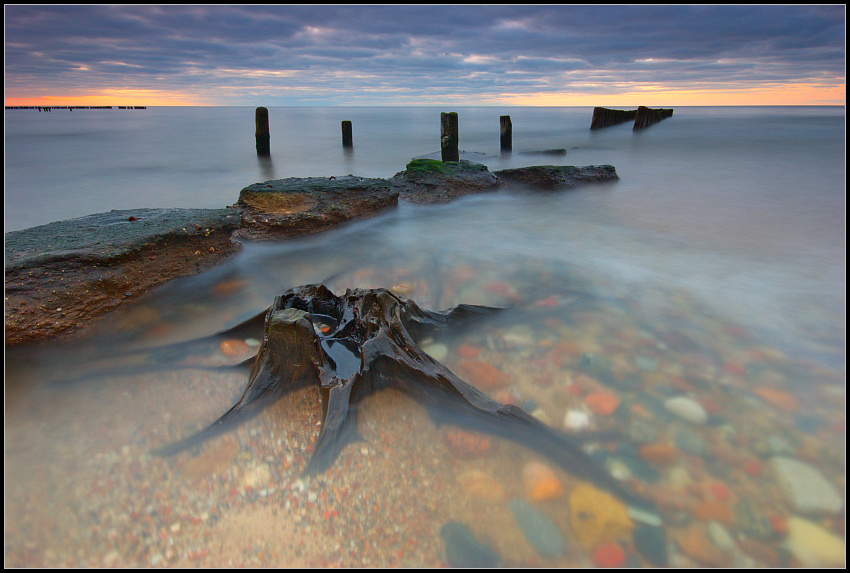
[255,106,507,161]
[254,106,670,159]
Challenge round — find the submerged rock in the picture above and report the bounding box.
[389,159,502,204]
[235,176,398,240]
[440,522,503,568]
[494,165,618,190]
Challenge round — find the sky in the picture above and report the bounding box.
[4,5,846,107]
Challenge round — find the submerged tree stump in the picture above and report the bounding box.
[153,284,658,513]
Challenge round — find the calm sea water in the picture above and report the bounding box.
[5,106,846,567]
[5,105,845,356]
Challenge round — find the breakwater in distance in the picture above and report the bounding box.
[5,106,146,111]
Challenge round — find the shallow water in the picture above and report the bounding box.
[4,106,846,567]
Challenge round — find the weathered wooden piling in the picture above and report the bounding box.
[590,107,637,129]
[341,120,353,147]
[500,115,512,151]
[255,107,270,156]
[441,112,459,162]
[633,106,674,130]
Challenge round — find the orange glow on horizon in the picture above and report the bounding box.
[494,83,846,107]
[5,90,212,107]
[5,83,845,107]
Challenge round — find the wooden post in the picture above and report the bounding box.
[341,120,353,147]
[255,107,270,156]
[441,112,459,162]
[500,115,512,151]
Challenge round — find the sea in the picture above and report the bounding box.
[4,106,846,567]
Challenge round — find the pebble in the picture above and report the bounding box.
[626,506,663,528]
[593,542,626,567]
[638,443,677,466]
[454,359,511,390]
[422,343,448,362]
[769,457,843,515]
[508,499,566,559]
[673,522,732,566]
[706,521,736,552]
[584,391,620,416]
[563,409,590,431]
[440,522,503,568]
[568,483,634,549]
[785,516,846,566]
[531,408,551,426]
[521,461,565,501]
[664,396,708,425]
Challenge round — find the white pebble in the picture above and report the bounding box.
[664,396,708,425]
[422,343,448,361]
[563,409,590,431]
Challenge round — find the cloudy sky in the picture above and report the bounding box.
[4,5,845,106]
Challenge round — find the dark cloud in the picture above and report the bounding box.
[4,5,845,104]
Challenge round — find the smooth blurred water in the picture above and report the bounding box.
[4,106,846,567]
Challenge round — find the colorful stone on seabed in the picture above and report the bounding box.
[769,457,844,515]
[584,391,620,416]
[752,386,799,412]
[593,542,626,567]
[508,498,566,559]
[663,396,707,425]
[568,483,634,550]
[563,409,591,431]
[785,517,846,567]
[522,461,565,501]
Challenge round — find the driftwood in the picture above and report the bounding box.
[151,284,657,513]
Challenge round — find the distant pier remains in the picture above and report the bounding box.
[590,106,672,130]
[633,106,674,130]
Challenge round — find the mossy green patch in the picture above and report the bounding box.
[405,158,455,174]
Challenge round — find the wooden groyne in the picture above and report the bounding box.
[590,106,673,130]
[590,107,637,129]
[633,106,674,130]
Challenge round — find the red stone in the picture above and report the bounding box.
[593,543,626,567]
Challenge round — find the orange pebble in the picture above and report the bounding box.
[529,478,566,501]
[639,443,678,466]
[220,339,250,357]
[523,461,565,501]
[584,391,620,416]
[691,500,734,525]
[457,344,481,359]
[752,387,799,412]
